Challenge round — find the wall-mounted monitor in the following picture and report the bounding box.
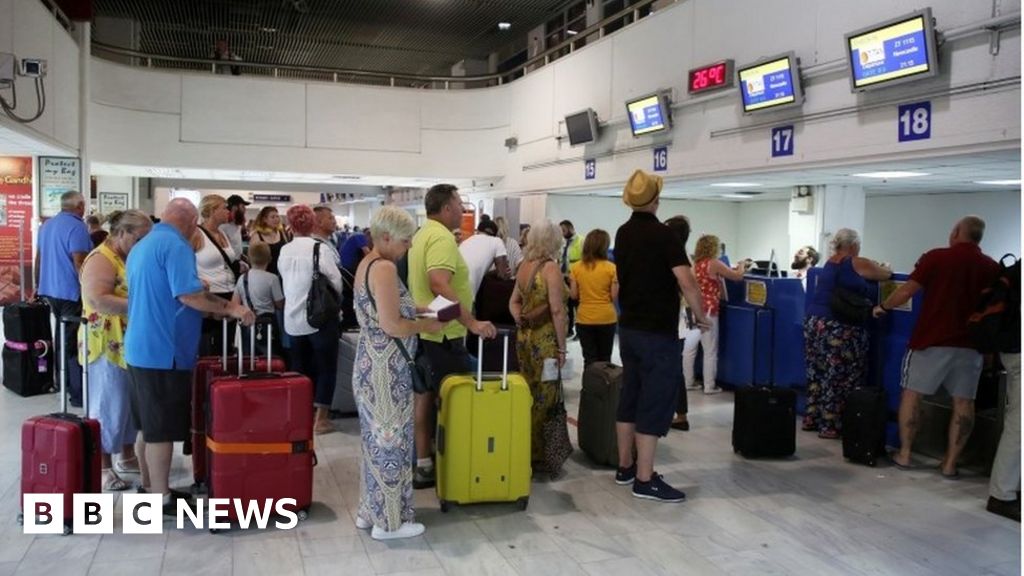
[565,108,599,146]
[737,52,803,114]
[845,8,938,92]
[625,92,671,136]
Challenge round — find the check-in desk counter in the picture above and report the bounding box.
[718,275,806,391]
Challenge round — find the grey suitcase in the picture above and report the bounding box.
[332,330,358,415]
[577,361,622,467]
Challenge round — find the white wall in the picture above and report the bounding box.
[0,0,80,152]
[735,200,791,264]
[544,194,741,254]
[86,0,1019,192]
[863,190,1022,271]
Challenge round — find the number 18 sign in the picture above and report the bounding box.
[898,101,931,142]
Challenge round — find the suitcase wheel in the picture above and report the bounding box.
[191,482,204,495]
[516,497,529,511]
[297,509,309,521]
[16,513,23,526]
[439,500,450,514]
[63,523,72,536]
[209,528,221,535]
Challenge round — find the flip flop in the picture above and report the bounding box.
[103,471,131,492]
[889,455,918,471]
[940,467,960,479]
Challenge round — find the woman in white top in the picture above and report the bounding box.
[278,204,344,435]
[494,216,523,274]
[192,194,246,355]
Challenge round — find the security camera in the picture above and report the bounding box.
[19,59,46,78]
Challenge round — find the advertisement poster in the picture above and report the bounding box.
[39,156,80,218]
[98,192,129,216]
[0,157,34,304]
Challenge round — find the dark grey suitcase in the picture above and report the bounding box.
[577,362,622,467]
[332,331,358,415]
[842,387,887,467]
[732,386,797,458]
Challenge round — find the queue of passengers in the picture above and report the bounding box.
[31,173,1019,543]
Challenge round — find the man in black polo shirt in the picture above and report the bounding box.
[613,169,709,503]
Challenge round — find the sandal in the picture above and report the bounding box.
[103,470,131,492]
[114,457,141,475]
[314,420,336,435]
[940,467,960,479]
[818,430,840,440]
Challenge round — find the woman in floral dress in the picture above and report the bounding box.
[510,220,568,474]
[352,206,443,541]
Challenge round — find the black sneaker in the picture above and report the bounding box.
[413,466,435,490]
[614,463,637,485]
[987,496,1021,522]
[632,473,686,503]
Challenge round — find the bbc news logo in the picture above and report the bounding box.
[23,494,300,534]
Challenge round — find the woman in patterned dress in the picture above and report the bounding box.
[352,206,443,541]
[803,228,892,438]
[510,220,568,475]
[78,210,152,491]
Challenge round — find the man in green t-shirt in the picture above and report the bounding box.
[407,184,497,488]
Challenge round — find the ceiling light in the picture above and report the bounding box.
[498,22,512,31]
[720,194,757,200]
[974,179,1021,185]
[710,182,762,188]
[567,29,578,35]
[260,26,277,33]
[851,171,929,179]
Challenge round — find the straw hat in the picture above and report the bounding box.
[622,169,663,208]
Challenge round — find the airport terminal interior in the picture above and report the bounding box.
[0,0,1021,574]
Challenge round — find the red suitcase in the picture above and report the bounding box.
[190,320,285,492]
[205,321,314,532]
[19,317,101,534]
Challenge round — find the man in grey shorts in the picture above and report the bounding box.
[874,216,1000,476]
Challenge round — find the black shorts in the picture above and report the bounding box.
[128,366,191,443]
[616,328,682,437]
[418,337,469,394]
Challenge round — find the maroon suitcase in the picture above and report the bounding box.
[19,317,101,534]
[190,320,285,492]
[205,320,314,532]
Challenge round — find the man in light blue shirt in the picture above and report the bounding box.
[35,191,92,407]
[125,198,254,512]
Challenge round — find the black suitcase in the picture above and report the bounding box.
[4,300,52,343]
[732,386,797,458]
[331,330,358,415]
[578,361,623,467]
[3,341,55,397]
[842,387,887,467]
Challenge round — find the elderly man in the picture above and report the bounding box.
[36,191,92,407]
[125,198,254,514]
[875,216,1000,478]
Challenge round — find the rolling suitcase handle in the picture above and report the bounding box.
[238,314,278,377]
[476,328,512,392]
[59,316,89,415]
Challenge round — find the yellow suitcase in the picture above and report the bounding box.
[436,331,532,512]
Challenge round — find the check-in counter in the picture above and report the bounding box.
[717,275,806,390]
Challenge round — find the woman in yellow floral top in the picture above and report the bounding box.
[79,210,152,491]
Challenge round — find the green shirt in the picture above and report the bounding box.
[408,218,473,342]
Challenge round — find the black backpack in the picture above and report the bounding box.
[967,254,1019,353]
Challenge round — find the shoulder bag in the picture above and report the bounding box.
[306,241,341,329]
[363,258,430,393]
[829,258,873,325]
[540,365,573,477]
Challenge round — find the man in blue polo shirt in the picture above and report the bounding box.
[35,191,92,407]
[125,198,254,512]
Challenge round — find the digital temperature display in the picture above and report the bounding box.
[687,60,734,95]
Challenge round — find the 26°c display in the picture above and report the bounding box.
[687,60,734,95]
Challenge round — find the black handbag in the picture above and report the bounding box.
[364,258,430,392]
[306,241,341,329]
[830,285,873,325]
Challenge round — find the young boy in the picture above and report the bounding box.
[232,242,285,355]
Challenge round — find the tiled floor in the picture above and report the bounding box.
[0,340,1019,576]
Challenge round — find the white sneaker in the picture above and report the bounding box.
[355,516,372,530]
[371,522,425,541]
[704,387,723,395]
[685,384,702,391]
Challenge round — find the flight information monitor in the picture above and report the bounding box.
[626,93,670,136]
[565,109,599,146]
[737,52,803,114]
[845,8,938,91]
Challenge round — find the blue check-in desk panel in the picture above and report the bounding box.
[718,275,806,390]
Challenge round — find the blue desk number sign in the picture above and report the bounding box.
[771,125,794,157]
[898,101,931,142]
[653,147,668,172]
[584,158,596,180]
